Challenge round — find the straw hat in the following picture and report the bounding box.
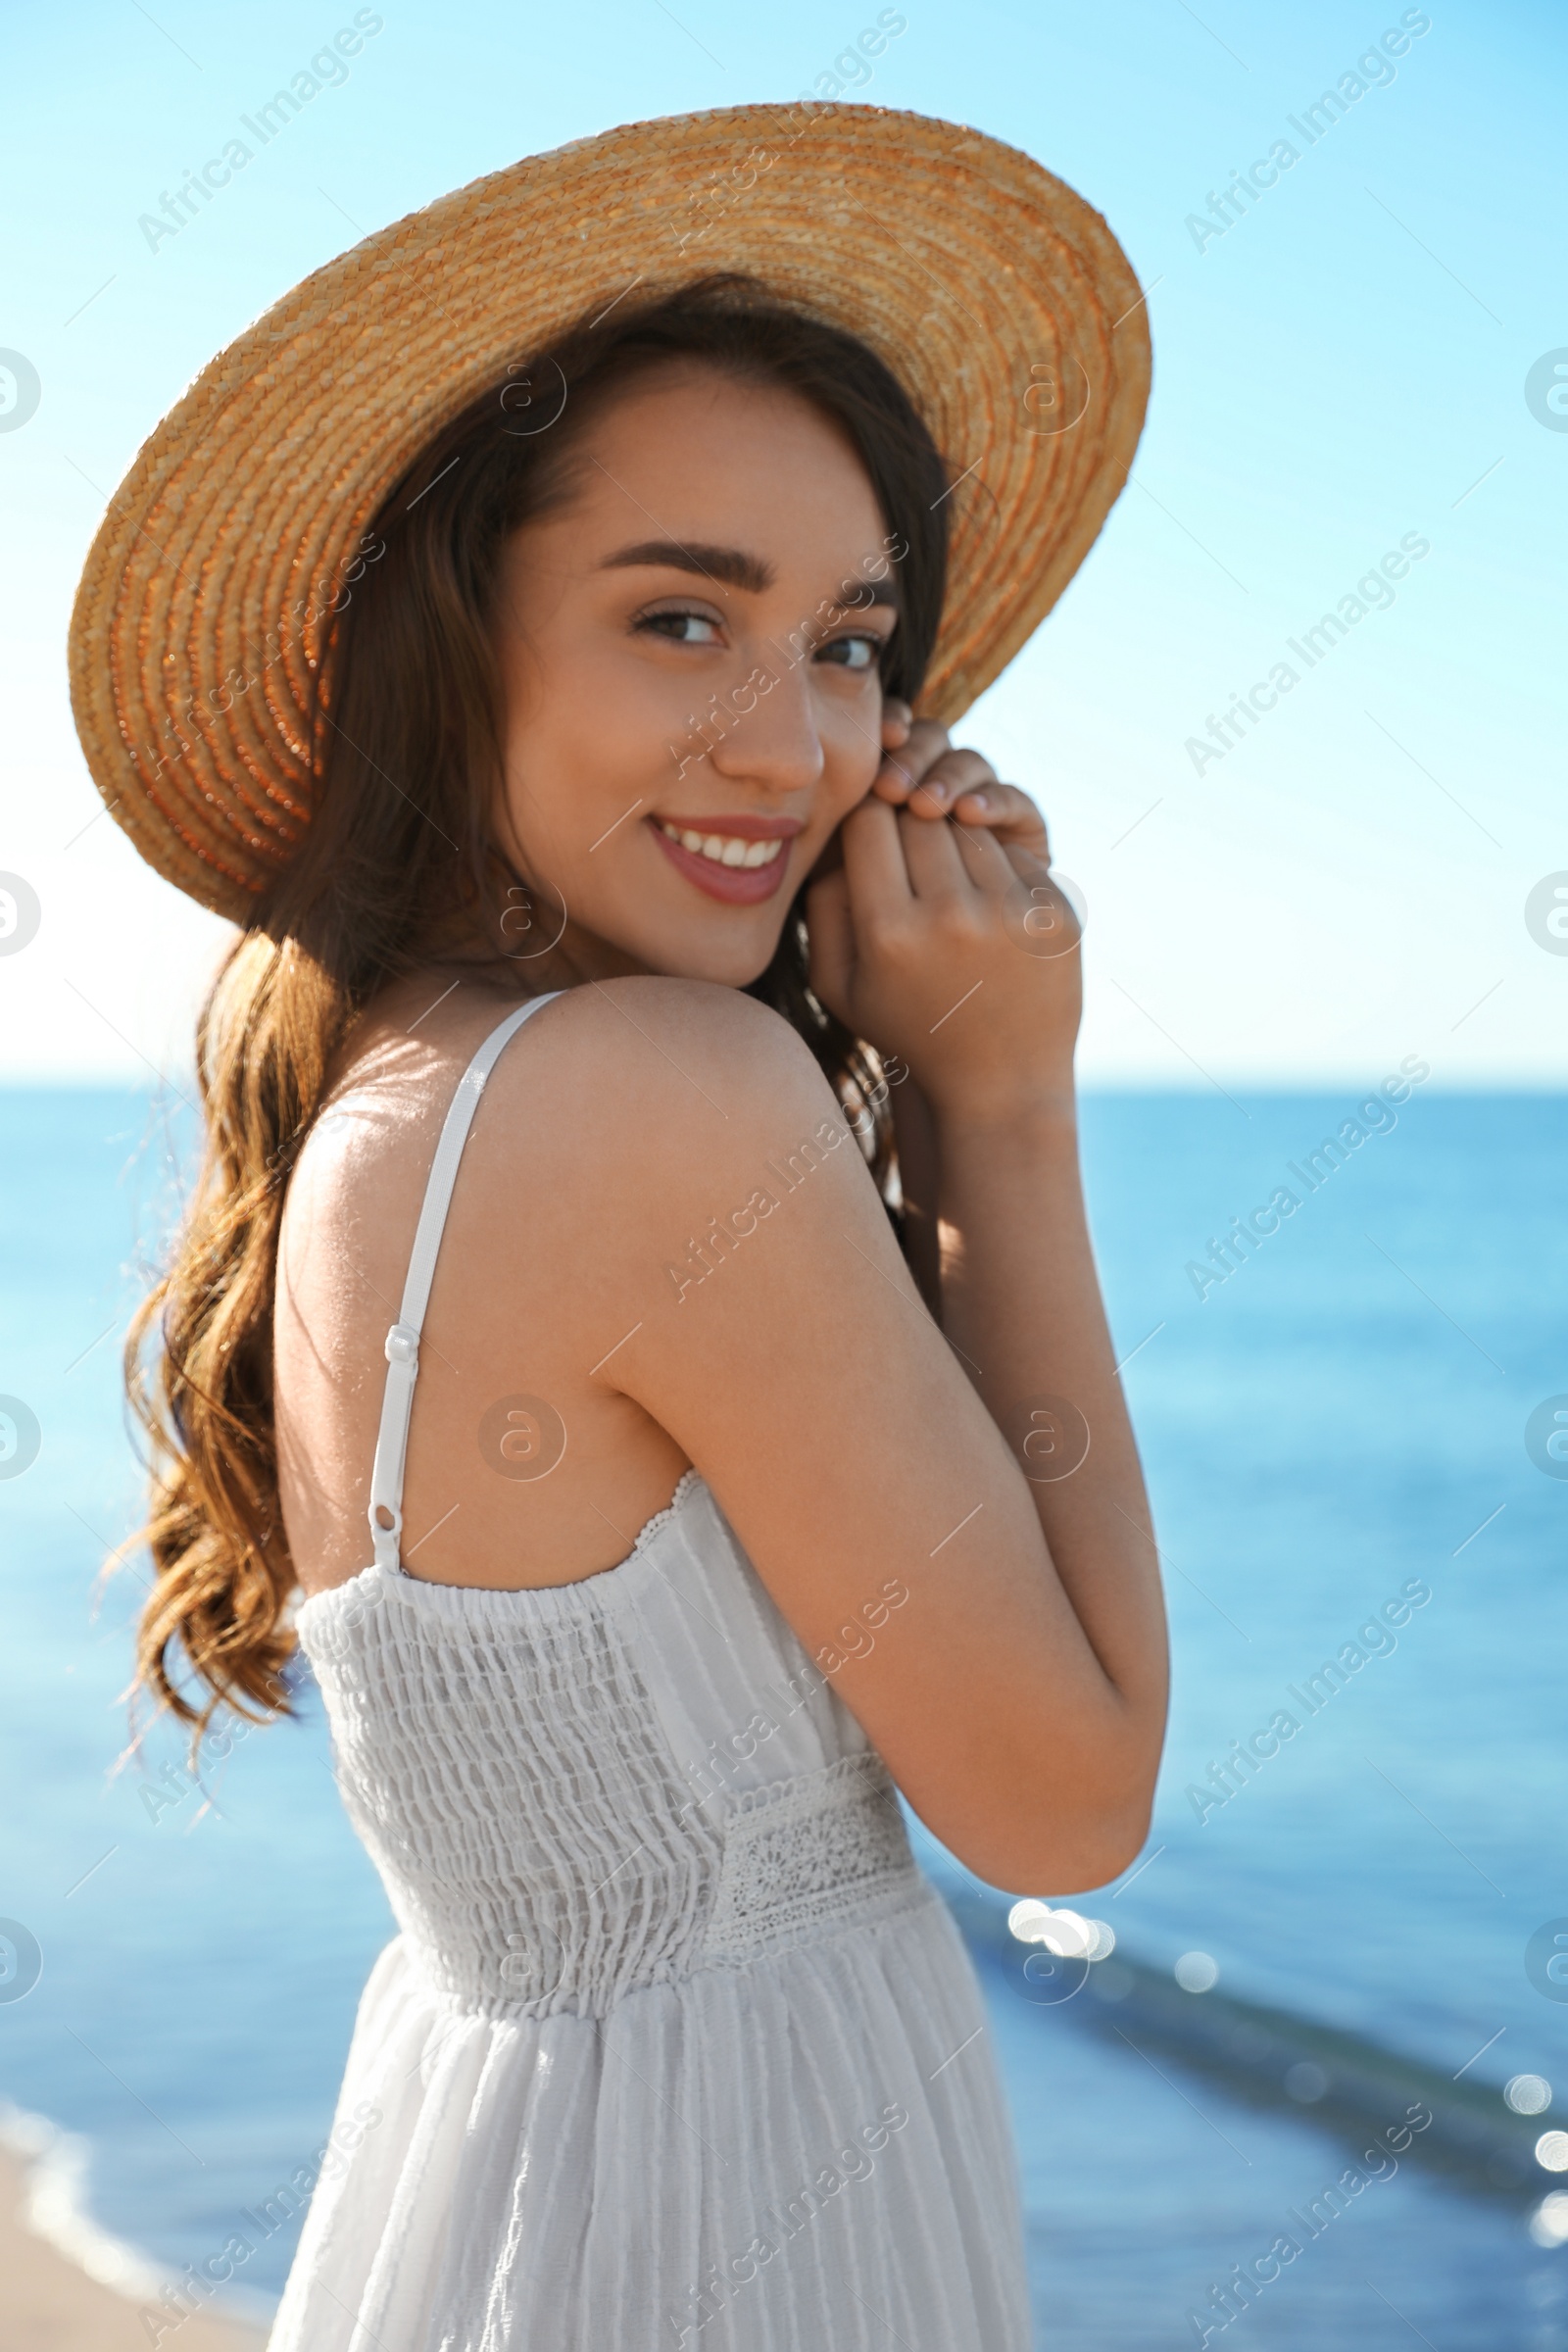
[68,101,1151,922]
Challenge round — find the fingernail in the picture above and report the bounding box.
[967,789,991,810]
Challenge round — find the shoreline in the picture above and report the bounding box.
[0,2116,268,2352]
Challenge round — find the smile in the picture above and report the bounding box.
[657,821,784,869]
[647,812,801,906]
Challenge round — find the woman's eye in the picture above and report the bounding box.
[816,633,882,672]
[638,609,723,646]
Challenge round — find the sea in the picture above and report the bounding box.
[1,1082,1563,2350]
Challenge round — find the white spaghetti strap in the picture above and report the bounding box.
[367,992,564,1571]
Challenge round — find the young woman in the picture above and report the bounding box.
[72,104,1165,2352]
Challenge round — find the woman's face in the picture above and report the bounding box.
[488,362,901,986]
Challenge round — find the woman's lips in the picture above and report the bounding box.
[647,815,799,905]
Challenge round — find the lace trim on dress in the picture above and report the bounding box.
[700,1751,926,1968]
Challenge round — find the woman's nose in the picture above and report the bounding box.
[705,662,825,798]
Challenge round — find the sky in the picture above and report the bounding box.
[1,0,1563,1087]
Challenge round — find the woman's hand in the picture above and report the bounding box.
[805,699,1082,1123]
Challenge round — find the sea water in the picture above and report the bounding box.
[0,1084,1562,2349]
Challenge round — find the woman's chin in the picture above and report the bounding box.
[615,923,785,992]
[658,948,780,990]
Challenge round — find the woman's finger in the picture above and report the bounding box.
[836,792,917,920]
[948,780,1051,855]
[870,716,956,804]
[903,751,1000,820]
[895,798,981,905]
[881,698,913,750]
[948,814,1022,898]
[876,751,999,817]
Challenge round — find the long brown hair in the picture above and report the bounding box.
[123,274,951,1735]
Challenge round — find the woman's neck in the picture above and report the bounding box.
[411,909,654,1001]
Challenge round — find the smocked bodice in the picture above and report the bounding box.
[295,1471,928,2019]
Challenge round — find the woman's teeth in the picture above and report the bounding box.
[658,821,785,870]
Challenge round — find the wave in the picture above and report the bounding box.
[0,2097,277,2330]
[942,1878,1547,2203]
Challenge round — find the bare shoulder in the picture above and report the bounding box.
[275,973,855,1594]
[287,970,874,1323]
[476,976,851,1214]
[504,975,825,1114]
[290,975,812,1187]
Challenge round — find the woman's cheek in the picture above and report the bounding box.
[820,688,887,801]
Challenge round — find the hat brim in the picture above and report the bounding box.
[68,101,1151,922]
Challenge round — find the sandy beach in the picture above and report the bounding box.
[0,2147,267,2352]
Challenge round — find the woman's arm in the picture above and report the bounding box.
[867,714,1164,1771]
[931,1097,1165,1759]
[800,716,1169,1878]
[561,977,1156,1895]
[526,729,1166,1897]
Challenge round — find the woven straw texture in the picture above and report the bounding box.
[68,102,1151,921]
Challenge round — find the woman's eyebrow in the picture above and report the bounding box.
[599,539,773,594]
[597,538,901,612]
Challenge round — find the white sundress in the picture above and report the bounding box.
[269,994,1032,2351]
